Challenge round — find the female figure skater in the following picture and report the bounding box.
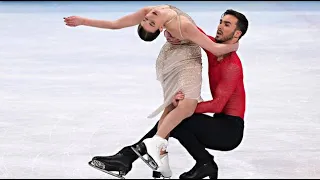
[64,4,238,177]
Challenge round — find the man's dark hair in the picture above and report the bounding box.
[222,9,248,40]
[137,24,160,42]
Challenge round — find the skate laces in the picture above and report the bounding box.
[156,143,167,154]
[154,135,168,152]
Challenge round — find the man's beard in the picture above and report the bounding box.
[216,30,235,43]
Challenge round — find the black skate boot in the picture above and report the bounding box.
[89,146,138,179]
[179,159,218,179]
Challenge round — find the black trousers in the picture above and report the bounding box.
[131,113,244,163]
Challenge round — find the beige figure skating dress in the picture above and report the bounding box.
[148,5,203,118]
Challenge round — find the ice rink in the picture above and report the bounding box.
[0,1,320,179]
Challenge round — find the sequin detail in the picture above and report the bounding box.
[148,5,203,118]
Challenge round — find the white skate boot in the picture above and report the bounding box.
[153,153,172,179]
[131,135,169,171]
[143,135,168,170]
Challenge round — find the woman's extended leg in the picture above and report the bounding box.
[141,98,198,172]
[157,98,197,138]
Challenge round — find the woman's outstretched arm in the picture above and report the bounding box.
[64,6,155,29]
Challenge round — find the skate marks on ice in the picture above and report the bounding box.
[1,1,320,179]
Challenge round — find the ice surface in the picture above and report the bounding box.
[0,1,320,179]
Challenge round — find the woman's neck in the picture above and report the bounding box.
[162,9,178,28]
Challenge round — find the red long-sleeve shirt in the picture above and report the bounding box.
[195,27,246,119]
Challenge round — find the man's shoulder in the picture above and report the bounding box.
[227,52,243,68]
[230,51,240,60]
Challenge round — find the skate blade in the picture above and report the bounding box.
[153,171,171,179]
[88,160,126,179]
[131,146,158,170]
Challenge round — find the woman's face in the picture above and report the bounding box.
[140,9,163,33]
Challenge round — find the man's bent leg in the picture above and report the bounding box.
[181,113,244,151]
[170,118,213,163]
[171,113,244,179]
[130,120,159,155]
[170,114,218,179]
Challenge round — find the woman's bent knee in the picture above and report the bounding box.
[176,99,198,117]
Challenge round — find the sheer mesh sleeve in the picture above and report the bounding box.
[195,62,241,114]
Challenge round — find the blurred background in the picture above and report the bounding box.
[0,1,319,179]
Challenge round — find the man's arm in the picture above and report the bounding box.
[195,62,241,113]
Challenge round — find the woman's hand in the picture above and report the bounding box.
[172,91,185,107]
[64,16,85,27]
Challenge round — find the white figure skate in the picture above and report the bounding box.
[152,153,172,179]
[131,135,168,171]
